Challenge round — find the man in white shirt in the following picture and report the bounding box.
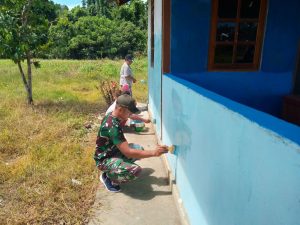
[119,54,136,95]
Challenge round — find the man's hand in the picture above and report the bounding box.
[153,145,168,156]
[143,118,151,123]
[118,142,168,159]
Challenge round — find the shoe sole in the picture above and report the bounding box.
[100,174,121,193]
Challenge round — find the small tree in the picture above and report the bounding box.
[98,80,118,107]
[0,0,56,104]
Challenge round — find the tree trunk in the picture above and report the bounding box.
[17,58,33,105]
[26,54,33,104]
[18,0,33,105]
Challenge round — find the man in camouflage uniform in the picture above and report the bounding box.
[94,94,168,192]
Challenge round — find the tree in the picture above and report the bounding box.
[82,0,87,8]
[112,20,147,57]
[67,16,146,59]
[46,16,73,58]
[0,0,56,104]
[69,16,114,59]
[111,0,147,29]
[68,6,89,22]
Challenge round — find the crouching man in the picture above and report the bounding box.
[94,94,168,192]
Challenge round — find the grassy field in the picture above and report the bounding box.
[0,58,148,224]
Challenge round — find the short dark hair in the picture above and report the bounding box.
[125,54,133,61]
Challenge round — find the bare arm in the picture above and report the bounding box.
[125,75,136,83]
[130,114,151,123]
[123,64,136,83]
[117,141,168,159]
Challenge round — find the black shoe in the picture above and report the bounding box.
[100,173,121,193]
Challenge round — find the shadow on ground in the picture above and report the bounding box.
[123,126,154,135]
[121,168,171,200]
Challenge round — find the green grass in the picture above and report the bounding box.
[0,58,148,224]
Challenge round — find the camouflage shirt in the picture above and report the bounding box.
[94,112,126,165]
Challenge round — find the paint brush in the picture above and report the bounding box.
[167,145,176,154]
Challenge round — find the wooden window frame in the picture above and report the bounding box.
[208,0,267,71]
[150,0,154,67]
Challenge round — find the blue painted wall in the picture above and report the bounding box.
[189,71,293,116]
[169,0,300,116]
[148,0,162,137]
[171,0,211,73]
[262,0,300,72]
[148,0,300,224]
[163,75,300,225]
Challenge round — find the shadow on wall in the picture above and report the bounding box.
[195,72,293,117]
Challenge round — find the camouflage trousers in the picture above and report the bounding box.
[98,144,143,184]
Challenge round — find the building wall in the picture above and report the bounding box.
[171,0,210,73]
[189,71,293,116]
[163,74,300,225]
[148,0,163,137]
[148,0,300,224]
[262,0,300,72]
[169,0,300,116]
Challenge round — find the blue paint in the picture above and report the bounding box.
[148,0,300,224]
[171,0,211,73]
[167,74,300,146]
[169,0,300,116]
[184,71,293,116]
[262,0,300,72]
[148,0,163,137]
[162,75,300,225]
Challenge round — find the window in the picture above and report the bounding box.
[150,0,154,67]
[208,0,267,70]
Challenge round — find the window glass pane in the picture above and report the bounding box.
[236,45,255,63]
[216,22,236,41]
[240,0,260,18]
[214,45,233,64]
[238,22,257,41]
[218,0,238,18]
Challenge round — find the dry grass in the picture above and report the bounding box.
[0,58,148,224]
[0,100,99,224]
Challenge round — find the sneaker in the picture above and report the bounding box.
[100,173,121,193]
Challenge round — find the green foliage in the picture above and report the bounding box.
[45,16,73,58]
[43,0,148,59]
[113,20,146,56]
[0,0,148,60]
[0,0,60,104]
[68,6,89,22]
[111,0,148,30]
[63,16,146,59]
[0,0,57,61]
